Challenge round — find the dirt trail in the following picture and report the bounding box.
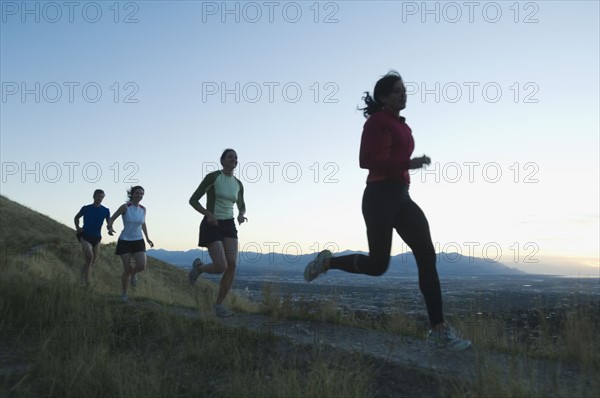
[139,300,592,397]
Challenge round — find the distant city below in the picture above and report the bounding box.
[148,248,526,276]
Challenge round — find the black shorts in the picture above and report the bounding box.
[76,232,102,248]
[198,218,238,247]
[115,239,146,255]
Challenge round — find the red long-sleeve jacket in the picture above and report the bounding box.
[359,109,415,184]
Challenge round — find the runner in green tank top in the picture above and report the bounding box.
[188,149,247,317]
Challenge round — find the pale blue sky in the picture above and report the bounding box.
[1,1,598,276]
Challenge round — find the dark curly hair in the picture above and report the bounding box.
[359,71,403,118]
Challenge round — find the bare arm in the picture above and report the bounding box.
[74,211,84,233]
[107,204,127,236]
[142,222,154,247]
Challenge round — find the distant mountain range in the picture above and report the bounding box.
[147,249,526,276]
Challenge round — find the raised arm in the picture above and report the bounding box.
[107,204,127,236]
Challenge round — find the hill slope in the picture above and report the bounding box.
[1,194,74,249]
[1,196,597,398]
[0,195,229,309]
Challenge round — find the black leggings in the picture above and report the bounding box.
[329,181,444,326]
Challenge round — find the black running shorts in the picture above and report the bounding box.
[198,218,238,247]
[77,232,102,248]
[115,239,146,255]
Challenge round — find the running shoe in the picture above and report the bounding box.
[304,250,332,282]
[426,326,472,351]
[188,258,203,285]
[214,304,234,318]
[120,293,128,303]
[130,273,138,287]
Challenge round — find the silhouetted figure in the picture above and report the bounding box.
[304,71,471,350]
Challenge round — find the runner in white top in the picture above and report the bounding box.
[108,185,154,302]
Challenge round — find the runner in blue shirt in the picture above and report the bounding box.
[74,189,110,286]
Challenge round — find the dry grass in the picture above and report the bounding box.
[1,195,598,397]
[0,195,376,397]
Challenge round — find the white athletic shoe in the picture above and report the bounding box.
[426,326,472,351]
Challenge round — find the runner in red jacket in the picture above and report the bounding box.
[304,71,471,351]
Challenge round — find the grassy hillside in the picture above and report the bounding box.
[1,194,74,248]
[0,195,382,397]
[0,194,240,310]
[1,195,598,397]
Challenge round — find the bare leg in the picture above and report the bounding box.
[216,238,238,305]
[120,253,133,296]
[88,244,100,283]
[80,240,94,284]
[131,251,147,274]
[200,242,228,274]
